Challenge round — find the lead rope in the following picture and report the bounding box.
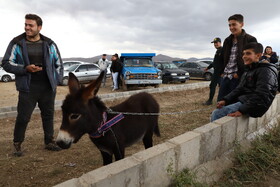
[109,127,122,159]
[106,106,213,116]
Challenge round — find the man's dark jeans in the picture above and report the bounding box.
[207,73,221,102]
[217,77,239,101]
[14,85,56,145]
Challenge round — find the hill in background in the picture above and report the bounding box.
[0,54,213,64]
[62,54,213,63]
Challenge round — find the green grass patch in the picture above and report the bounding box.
[168,164,207,187]
[217,125,280,186]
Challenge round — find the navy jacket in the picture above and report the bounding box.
[223,62,278,117]
[207,47,223,76]
[261,52,278,64]
[1,33,63,92]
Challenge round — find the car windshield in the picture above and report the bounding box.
[196,62,208,68]
[161,63,178,69]
[124,58,153,67]
[66,64,79,71]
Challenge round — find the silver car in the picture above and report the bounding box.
[62,63,101,85]
[178,61,214,81]
[63,61,85,70]
[0,67,15,82]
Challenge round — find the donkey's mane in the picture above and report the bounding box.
[89,96,107,112]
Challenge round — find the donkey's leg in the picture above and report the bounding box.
[113,145,125,161]
[143,132,153,149]
[100,151,113,165]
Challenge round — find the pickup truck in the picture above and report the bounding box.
[120,53,162,90]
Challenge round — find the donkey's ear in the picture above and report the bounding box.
[82,71,105,102]
[68,72,80,95]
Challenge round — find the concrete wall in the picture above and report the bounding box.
[54,94,280,186]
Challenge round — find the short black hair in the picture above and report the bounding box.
[228,14,244,23]
[243,42,263,54]
[25,14,43,26]
[102,54,107,56]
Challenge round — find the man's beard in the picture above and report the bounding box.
[26,30,40,39]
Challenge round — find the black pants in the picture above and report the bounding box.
[14,85,56,145]
[207,74,221,102]
[217,77,239,101]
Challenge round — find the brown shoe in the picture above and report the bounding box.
[13,142,23,157]
[45,142,62,151]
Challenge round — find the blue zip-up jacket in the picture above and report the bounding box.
[1,33,63,92]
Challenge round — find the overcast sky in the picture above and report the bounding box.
[1,0,280,59]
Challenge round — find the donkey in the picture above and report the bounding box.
[56,71,160,165]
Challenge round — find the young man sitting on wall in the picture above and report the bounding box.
[211,42,278,122]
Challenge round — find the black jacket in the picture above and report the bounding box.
[222,29,257,78]
[223,62,278,117]
[207,47,223,76]
[110,59,122,73]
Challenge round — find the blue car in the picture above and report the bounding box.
[120,53,162,90]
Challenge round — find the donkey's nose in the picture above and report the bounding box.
[56,140,71,149]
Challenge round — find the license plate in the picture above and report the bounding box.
[139,81,150,84]
[179,76,185,79]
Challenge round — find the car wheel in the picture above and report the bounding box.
[1,75,12,82]
[121,77,128,91]
[62,77,69,86]
[204,73,212,81]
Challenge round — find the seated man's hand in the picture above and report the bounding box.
[217,100,225,109]
[233,73,239,79]
[228,111,242,117]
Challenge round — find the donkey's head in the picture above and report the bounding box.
[56,71,106,149]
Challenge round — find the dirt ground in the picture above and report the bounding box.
[0,79,215,187]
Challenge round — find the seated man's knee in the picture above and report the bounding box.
[211,108,221,122]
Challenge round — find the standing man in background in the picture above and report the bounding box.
[203,37,223,105]
[1,14,63,156]
[217,14,257,101]
[98,54,109,87]
[110,54,122,91]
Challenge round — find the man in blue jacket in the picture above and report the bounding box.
[1,14,63,156]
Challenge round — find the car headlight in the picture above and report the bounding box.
[125,71,131,80]
[171,73,177,76]
[157,71,162,79]
[185,72,189,76]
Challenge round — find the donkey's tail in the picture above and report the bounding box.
[154,124,161,137]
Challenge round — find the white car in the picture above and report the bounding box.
[63,61,86,70]
[0,67,15,82]
[62,63,101,85]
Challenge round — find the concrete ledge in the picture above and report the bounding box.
[193,122,222,162]
[132,142,177,187]
[55,157,141,187]
[168,131,201,170]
